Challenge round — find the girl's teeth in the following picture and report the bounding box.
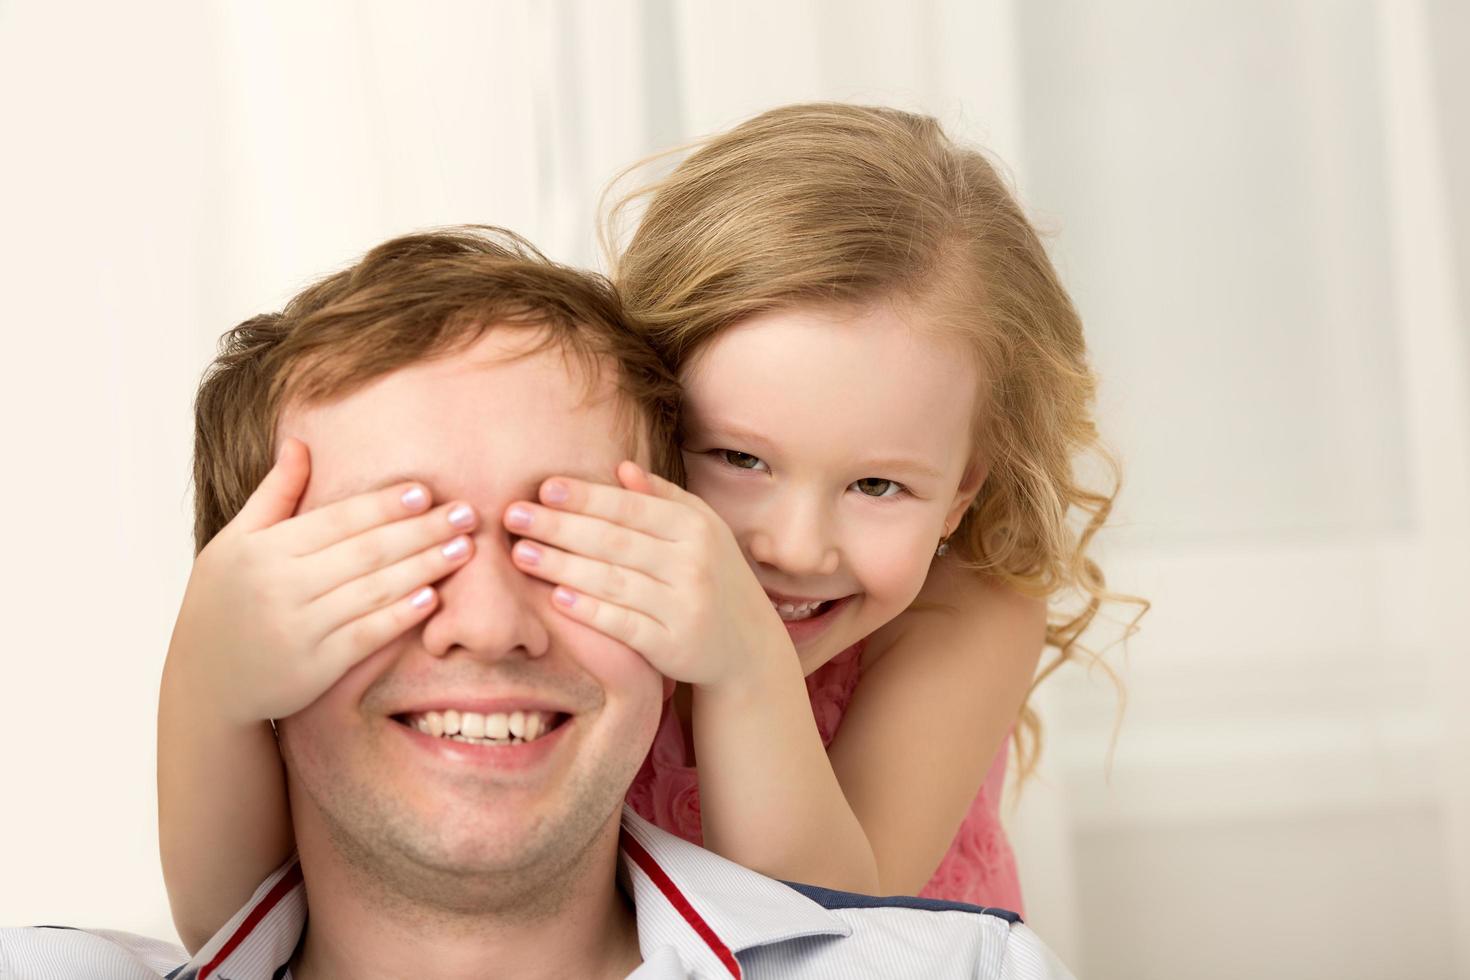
[772,599,828,622]
[409,709,558,745]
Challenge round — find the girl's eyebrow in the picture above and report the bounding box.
[693,419,777,451]
[856,457,945,481]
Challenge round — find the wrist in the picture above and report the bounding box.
[693,633,802,706]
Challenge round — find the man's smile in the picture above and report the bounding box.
[391,707,579,774]
[396,706,570,745]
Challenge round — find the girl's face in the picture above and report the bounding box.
[680,301,985,675]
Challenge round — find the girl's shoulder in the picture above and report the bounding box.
[860,558,1046,672]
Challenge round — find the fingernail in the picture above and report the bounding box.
[543,480,569,504]
[442,537,470,560]
[514,541,541,565]
[401,486,429,510]
[553,586,576,607]
[410,587,434,609]
[506,505,533,529]
[447,503,475,528]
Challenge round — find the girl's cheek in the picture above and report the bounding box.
[848,523,941,603]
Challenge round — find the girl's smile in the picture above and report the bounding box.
[765,590,858,648]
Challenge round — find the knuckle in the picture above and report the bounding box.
[341,617,380,656]
[617,493,645,524]
[352,536,387,570]
[624,617,647,651]
[668,558,697,589]
[354,573,395,611]
[602,565,627,600]
[598,524,631,554]
[685,562,713,592]
[319,506,351,542]
[609,605,635,640]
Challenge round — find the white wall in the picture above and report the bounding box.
[2,2,1465,976]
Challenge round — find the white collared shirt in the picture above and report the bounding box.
[0,808,1074,979]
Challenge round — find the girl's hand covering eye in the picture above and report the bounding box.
[169,438,479,725]
[504,460,795,687]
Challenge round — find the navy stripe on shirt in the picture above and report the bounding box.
[780,881,1022,924]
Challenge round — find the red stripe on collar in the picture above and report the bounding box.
[620,828,741,979]
[199,862,303,980]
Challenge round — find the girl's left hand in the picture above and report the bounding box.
[503,460,794,688]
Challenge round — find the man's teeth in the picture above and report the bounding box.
[409,709,557,745]
[771,598,828,622]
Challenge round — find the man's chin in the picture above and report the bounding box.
[293,744,630,890]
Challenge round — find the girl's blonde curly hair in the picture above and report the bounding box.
[605,102,1147,785]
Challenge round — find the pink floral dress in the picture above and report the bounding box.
[625,642,1025,914]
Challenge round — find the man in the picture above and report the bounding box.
[0,228,1074,978]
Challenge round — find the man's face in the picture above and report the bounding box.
[275,329,663,901]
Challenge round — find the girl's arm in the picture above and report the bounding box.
[158,440,480,950]
[157,655,294,952]
[826,560,1045,893]
[688,645,881,892]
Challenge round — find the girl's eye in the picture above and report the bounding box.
[852,477,904,498]
[716,449,769,472]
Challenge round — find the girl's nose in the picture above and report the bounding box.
[745,494,840,578]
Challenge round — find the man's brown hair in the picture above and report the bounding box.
[192,226,682,553]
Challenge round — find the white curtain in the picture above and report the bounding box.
[2,3,1465,976]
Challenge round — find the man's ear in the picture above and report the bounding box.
[942,458,988,537]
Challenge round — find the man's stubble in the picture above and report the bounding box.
[278,660,636,929]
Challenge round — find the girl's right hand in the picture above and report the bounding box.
[167,437,479,724]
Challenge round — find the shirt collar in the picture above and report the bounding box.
[180,806,849,980]
[617,807,851,978]
[180,860,305,980]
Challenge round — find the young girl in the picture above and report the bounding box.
[159,103,1136,951]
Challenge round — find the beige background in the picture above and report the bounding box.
[2,2,1468,977]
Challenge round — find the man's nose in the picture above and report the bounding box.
[745,491,841,578]
[418,535,551,660]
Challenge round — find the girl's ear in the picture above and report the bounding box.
[943,458,988,536]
